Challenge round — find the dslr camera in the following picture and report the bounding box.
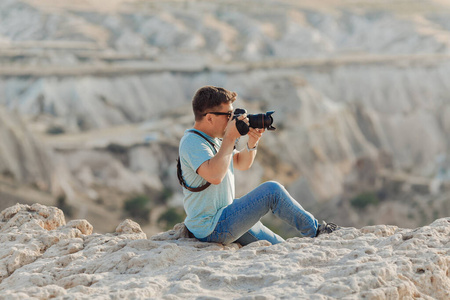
[233,108,276,135]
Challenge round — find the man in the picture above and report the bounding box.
[177,86,338,245]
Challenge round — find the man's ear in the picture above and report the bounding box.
[206,114,214,124]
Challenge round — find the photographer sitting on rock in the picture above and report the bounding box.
[177,85,338,245]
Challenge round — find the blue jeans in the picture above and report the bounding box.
[198,181,318,245]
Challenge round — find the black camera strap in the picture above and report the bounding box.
[177,130,218,192]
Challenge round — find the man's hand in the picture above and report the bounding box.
[247,127,264,148]
[224,112,248,141]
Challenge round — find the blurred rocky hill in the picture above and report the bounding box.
[1,0,450,235]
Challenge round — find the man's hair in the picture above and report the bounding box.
[192,86,237,121]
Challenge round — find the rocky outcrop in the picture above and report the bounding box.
[0,204,449,299]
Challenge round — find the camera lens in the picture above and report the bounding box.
[248,111,275,130]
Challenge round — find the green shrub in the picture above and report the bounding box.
[350,192,379,210]
[156,187,174,205]
[157,207,185,230]
[124,195,151,223]
[162,187,173,201]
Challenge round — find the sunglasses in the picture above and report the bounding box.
[203,112,232,118]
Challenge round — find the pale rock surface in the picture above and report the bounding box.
[0,204,449,299]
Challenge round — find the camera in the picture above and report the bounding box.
[233,108,276,135]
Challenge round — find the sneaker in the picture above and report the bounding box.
[315,221,340,237]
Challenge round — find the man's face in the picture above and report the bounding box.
[209,102,233,138]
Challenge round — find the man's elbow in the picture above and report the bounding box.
[198,172,223,185]
[206,172,227,185]
[197,172,223,185]
[209,177,223,185]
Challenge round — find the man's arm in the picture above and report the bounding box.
[234,128,264,171]
[196,119,242,185]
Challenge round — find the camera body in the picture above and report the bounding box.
[233,108,276,135]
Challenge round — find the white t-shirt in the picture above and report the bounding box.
[178,129,235,238]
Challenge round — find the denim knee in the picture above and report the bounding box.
[260,181,285,194]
